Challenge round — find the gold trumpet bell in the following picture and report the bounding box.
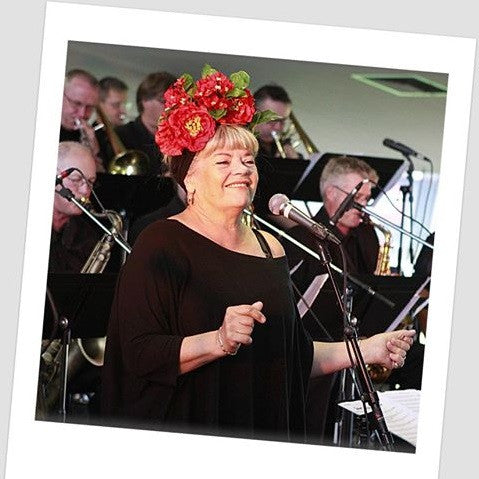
[108,150,150,176]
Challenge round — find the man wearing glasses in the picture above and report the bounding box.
[60,69,102,171]
[49,141,99,273]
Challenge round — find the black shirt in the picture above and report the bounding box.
[115,116,164,175]
[102,219,313,441]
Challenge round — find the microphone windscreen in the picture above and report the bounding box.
[383,138,395,148]
[268,193,289,215]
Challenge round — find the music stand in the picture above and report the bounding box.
[93,173,176,226]
[254,152,407,218]
[40,273,117,421]
[43,273,117,340]
[299,274,425,342]
[291,152,408,203]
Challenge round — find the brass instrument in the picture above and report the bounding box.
[365,217,394,383]
[95,104,150,176]
[371,219,392,276]
[75,118,96,154]
[75,209,124,366]
[272,111,320,159]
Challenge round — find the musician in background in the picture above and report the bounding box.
[253,84,301,160]
[283,155,379,443]
[49,141,99,273]
[60,69,102,171]
[286,155,380,281]
[95,76,129,169]
[38,141,102,422]
[116,71,176,175]
[284,155,423,445]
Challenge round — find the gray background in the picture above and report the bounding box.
[1,1,477,477]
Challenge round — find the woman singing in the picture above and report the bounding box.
[101,65,414,442]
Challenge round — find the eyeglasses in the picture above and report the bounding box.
[63,92,96,114]
[64,173,95,190]
[333,184,372,204]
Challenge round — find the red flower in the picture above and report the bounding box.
[155,118,182,156]
[164,77,191,109]
[194,72,234,111]
[220,90,255,124]
[156,104,217,156]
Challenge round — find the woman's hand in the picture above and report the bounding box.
[361,329,416,370]
[218,301,266,355]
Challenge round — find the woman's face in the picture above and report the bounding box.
[187,147,259,212]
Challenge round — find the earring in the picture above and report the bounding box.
[187,188,196,205]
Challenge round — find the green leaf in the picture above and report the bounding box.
[230,71,250,90]
[249,109,281,131]
[181,73,194,92]
[201,64,217,78]
[226,87,246,98]
[209,109,227,120]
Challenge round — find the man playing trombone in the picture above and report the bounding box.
[254,84,302,160]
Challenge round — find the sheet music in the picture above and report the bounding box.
[339,389,420,446]
[296,274,329,318]
[386,276,431,332]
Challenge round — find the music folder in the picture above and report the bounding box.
[256,152,407,204]
[43,273,117,340]
[297,274,426,341]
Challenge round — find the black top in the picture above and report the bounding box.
[285,207,379,279]
[101,219,313,441]
[49,214,123,274]
[49,215,100,273]
[115,116,164,175]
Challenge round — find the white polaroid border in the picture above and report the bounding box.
[6,2,475,478]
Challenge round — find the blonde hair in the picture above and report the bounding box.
[166,125,259,188]
[319,155,379,198]
[201,124,259,158]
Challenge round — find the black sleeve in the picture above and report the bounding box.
[110,226,187,386]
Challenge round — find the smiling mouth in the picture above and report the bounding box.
[225,182,251,188]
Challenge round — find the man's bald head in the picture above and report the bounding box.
[53,142,97,228]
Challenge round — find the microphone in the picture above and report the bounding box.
[55,167,76,185]
[383,138,431,162]
[329,179,369,226]
[268,193,341,245]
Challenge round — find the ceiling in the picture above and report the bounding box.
[66,41,448,174]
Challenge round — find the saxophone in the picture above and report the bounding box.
[364,216,394,383]
[371,220,392,276]
[76,209,123,366]
[38,208,123,417]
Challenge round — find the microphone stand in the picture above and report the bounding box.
[397,158,414,274]
[57,315,71,422]
[247,209,395,450]
[246,210,395,308]
[314,240,395,451]
[57,186,132,254]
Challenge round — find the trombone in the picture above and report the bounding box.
[95,105,150,176]
[271,111,320,159]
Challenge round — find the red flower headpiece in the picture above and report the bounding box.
[155,65,278,157]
